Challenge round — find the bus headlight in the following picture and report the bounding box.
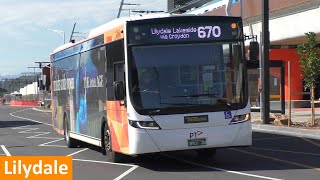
[129,120,161,130]
[229,113,251,124]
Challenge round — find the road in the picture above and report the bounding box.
[0,106,320,180]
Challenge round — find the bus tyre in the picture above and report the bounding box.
[196,148,216,160]
[102,123,123,162]
[64,117,78,148]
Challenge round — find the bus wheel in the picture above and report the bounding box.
[63,116,78,148]
[196,148,216,160]
[102,122,123,162]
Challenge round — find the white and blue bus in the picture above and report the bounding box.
[51,15,252,162]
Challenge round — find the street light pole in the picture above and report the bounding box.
[46,28,65,44]
[35,61,50,69]
[261,0,270,124]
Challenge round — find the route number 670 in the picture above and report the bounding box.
[198,26,221,38]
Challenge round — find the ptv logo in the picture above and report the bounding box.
[189,131,203,139]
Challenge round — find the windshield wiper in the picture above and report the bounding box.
[173,93,218,98]
[216,98,232,108]
[147,109,161,115]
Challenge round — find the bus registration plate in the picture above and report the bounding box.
[188,138,206,147]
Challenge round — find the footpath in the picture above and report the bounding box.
[32,107,52,113]
[252,108,320,140]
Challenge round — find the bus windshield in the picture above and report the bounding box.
[129,42,247,114]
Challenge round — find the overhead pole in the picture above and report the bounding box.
[117,1,140,18]
[69,23,77,43]
[261,0,270,124]
[117,0,125,18]
[240,0,243,17]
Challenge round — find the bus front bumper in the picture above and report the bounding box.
[128,121,252,155]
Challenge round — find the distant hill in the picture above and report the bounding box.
[0,74,19,80]
[0,75,37,95]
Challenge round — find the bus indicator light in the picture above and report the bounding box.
[231,23,237,29]
[133,27,139,33]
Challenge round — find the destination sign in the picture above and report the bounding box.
[128,20,242,45]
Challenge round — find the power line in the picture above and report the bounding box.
[139,0,162,6]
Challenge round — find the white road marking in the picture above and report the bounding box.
[253,137,292,141]
[1,145,12,156]
[12,125,61,140]
[250,147,320,156]
[73,158,135,167]
[67,148,89,156]
[11,108,31,114]
[114,165,139,180]
[300,137,320,148]
[165,155,283,180]
[10,108,52,126]
[233,148,320,171]
[9,109,139,180]
[11,125,34,129]
[38,138,65,147]
[73,158,139,180]
[10,109,66,147]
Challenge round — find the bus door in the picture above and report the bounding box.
[105,40,129,153]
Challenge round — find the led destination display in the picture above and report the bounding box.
[128,18,242,45]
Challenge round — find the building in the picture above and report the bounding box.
[168,0,213,13]
[168,0,320,108]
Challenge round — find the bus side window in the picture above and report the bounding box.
[114,62,125,82]
[113,62,125,102]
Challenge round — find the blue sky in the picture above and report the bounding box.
[0,0,166,76]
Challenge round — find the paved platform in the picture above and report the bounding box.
[251,108,320,140]
[252,108,320,123]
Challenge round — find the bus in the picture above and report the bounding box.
[50,14,253,162]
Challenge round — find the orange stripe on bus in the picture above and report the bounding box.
[106,100,129,154]
[104,26,124,43]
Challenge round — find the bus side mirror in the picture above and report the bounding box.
[113,81,125,100]
[249,41,259,61]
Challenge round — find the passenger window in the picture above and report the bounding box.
[114,62,125,82]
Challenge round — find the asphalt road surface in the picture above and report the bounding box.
[1,106,320,180]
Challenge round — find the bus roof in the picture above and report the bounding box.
[51,13,190,55]
[52,42,74,54]
[87,14,175,38]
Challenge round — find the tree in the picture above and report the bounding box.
[0,87,7,97]
[0,88,7,92]
[0,87,7,93]
[297,32,320,126]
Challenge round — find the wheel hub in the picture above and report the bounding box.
[104,129,111,151]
